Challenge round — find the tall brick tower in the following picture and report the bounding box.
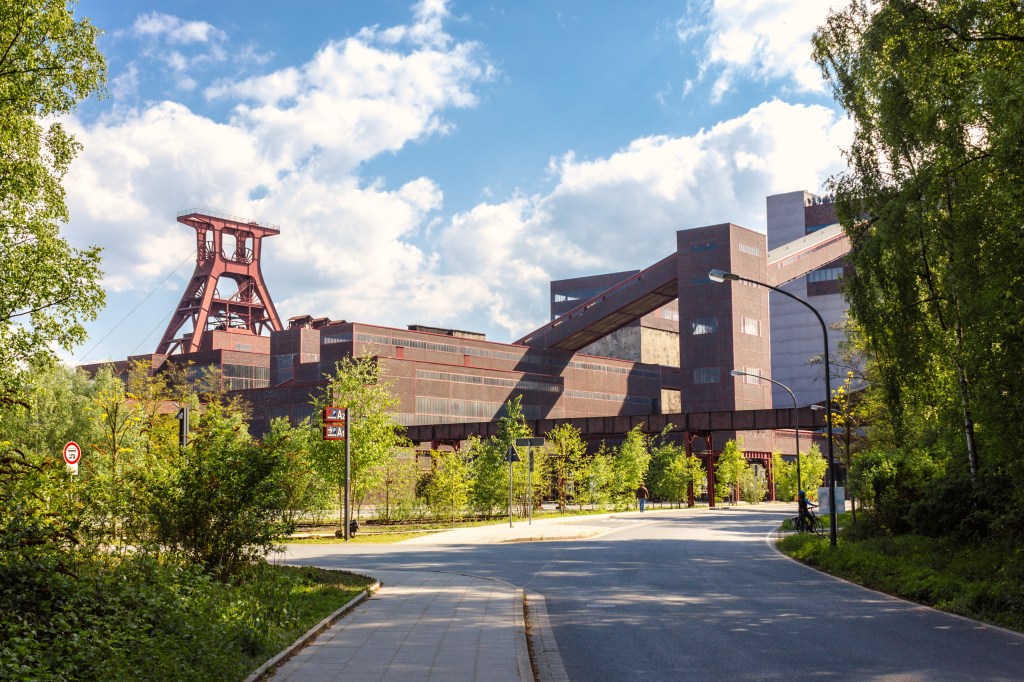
[156,210,283,355]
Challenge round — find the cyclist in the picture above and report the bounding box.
[797,489,817,532]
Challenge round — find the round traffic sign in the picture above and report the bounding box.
[63,441,81,465]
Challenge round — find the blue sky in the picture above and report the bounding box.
[66,0,852,364]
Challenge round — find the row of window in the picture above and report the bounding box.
[416,370,562,393]
[415,396,507,421]
[808,267,843,283]
[352,332,660,380]
[564,390,651,404]
[553,287,607,304]
[692,366,765,385]
[690,317,761,336]
[223,364,270,380]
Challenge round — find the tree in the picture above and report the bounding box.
[715,439,747,504]
[425,450,469,526]
[825,371,868,520]
[469,396,532,515]
[149,400,296,580]
[261,417,332,527]
[371,452,422,523]
[310,354,408,530]
[612,425,651,508]
[0,0,106,402]
[545,423,588,510]
[813,1,1024,480]
[649,436,705,508]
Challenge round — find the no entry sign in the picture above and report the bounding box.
[63,441,82,466]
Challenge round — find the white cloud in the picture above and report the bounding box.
[432,100,853,337]
[680,0,849,99]
[132,12,227,45]
[65,3,492,353]
[67,3,852,361]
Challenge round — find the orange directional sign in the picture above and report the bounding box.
[324,406,346,423]
[324,424,346,441]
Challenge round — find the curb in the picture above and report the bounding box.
[245,578,382,682]
[514,588,534,682]
[524,592,569,682]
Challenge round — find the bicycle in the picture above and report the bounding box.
[794,511,825,536]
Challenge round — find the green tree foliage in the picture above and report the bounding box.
[612,425,651,508]
[545,423,588,510]
[149,400,296,580]
[425,450,470,525]
[848,447,939,533]
[469,395,532,515]
[310,354,408,528]
[813,1,1024,479]
[774,443,828,504]
[372,452,423,523]
[714,439,747,503]
[575,442,614,509]
[648,434,705,507]
[772,451,796,503]
[262,417,333,527]
[0,0,106,401]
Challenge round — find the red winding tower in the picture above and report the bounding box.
[156,210,283,355]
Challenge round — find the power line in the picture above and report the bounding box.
[75,249,196,364]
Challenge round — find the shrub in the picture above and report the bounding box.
[149,403,296,580]
[848,448,938,533]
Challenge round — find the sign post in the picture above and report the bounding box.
[63,441,81,475]
[504,444,520,528]
[323,405,351,540]
[516,438,544,525]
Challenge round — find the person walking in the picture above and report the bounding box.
[636,484,650,512]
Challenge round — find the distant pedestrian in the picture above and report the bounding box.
[636,484,649,512]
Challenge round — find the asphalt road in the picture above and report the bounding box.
[281,507,1024,681]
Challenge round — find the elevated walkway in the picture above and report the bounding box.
[516,253,678,351]
[766,223,849,287]
[516,223,849,352]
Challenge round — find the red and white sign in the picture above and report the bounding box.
[63,441,82,466]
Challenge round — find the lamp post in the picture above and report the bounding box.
[711,268,838,546]
[729,369,801,498]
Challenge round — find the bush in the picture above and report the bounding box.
[848,448,938,533]
[149,403,296,580]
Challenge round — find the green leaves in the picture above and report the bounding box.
[814,0,1024,478]
[0,0,106,400]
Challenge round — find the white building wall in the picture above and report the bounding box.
[767,191,848,408]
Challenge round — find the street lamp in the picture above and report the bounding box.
[711,268,838,546]
[729,369,801,498]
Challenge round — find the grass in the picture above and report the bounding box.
[0,551,373,681]
[777,515,1024,632]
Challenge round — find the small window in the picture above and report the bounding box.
[693,367,720,384]
[691,318,718,335]
[741,317,761,336]
[808,267,843,283]
[741,367,761,384]
[738,243,761,257]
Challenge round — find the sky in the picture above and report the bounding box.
[65,0,854,364]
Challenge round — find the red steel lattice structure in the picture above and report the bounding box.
[156,210,283,355]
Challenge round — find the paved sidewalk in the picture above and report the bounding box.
[266,569,530,682]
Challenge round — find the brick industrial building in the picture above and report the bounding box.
[84,191,848,457]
